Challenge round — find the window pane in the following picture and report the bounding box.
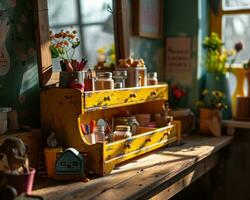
[80,0,113,23]
[48,0,78,26]
[83,25,114,67]
[223,0,250,10]
[222,14,250,64]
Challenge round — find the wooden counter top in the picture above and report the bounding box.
[32,135,233,200]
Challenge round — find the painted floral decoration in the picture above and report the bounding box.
[196,89,227,110]
[202,32,243,74]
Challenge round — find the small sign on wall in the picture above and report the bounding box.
[165,37,192,71]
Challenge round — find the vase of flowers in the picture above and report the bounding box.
[202,32,243,119]
[49,28,88,89]
[197,90,227,136]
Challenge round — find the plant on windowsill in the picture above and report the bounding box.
[196,89,227,136]
[202,32,243,119]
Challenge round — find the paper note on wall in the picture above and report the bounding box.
[165,37,191,71]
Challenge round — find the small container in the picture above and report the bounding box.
[84,78,95,91]
[95,72,114,90]
[116,67,147,87]
[112,125,132,141]
[147,72,158,85]
[115,116,139,135]
[114,81,123,89]
[59,71,85,88]
[113,71,127,88]
[94,125,105,142]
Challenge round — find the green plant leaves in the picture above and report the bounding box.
[50,46,59,58]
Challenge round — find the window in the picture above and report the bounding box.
[210,0,250,65]
[48,0,114,70]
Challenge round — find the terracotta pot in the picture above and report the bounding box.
[4,168,36,195]
[199,108,221,135]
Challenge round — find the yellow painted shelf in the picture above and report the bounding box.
[41,84,180,176]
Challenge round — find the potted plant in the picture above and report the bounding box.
[202,32,243,119]
[49,28,88,89]
[197,89,227,136]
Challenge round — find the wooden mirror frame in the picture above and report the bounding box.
[33,0,130,88]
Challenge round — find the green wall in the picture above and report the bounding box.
[130,0,209,110]
[0,0,40,128]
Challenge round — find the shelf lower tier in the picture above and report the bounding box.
[80,122,181,176]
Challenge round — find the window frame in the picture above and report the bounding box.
[210,1,250,68]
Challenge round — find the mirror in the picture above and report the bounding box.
[34,0,129,87]
[48,0,114,70]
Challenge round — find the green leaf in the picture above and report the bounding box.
[72,41,80,49]
[50,46,59,58]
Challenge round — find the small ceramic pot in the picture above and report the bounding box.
[4,168,36,195]
[199,108,221,134]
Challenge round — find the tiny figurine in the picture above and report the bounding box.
[0,137,29,173]
[46,132,58,148]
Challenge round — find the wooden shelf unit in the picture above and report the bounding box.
[41,84,180,176]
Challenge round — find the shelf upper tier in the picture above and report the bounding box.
[41,83,168,112]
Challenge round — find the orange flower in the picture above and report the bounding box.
[64,41,69,46]
[54,33,60,38]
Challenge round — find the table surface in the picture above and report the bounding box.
[32,135,233,200]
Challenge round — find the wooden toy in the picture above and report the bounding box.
[54,148,85,180]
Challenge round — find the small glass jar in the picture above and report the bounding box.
[114,81,123,89]
[95,72,114,90]
[115,116,139,135]
[112,125,132,141]
[147,72,158,85]
[113,71,127,88]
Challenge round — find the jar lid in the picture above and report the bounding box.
[113,71,127,78]
[115,125,130,132]
[97,72,112,79]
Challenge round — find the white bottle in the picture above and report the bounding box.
[94,125,105,142]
